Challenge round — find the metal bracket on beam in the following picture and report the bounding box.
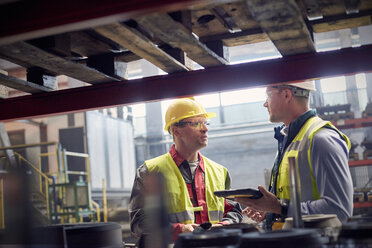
[27,68,58,90]
[212,6,242,33]
[302,0,323,21]
[86,54,128,80]
[345,0,361,14]
[204,40,229,61]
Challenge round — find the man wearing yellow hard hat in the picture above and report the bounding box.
[129,97,243,241]
[235,80,353,230]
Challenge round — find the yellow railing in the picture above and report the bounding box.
[0,142,105,224]
[14,152,53,218]
[63,150,91,184]
[91,200,101,222]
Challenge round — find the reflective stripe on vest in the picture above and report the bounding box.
[145,153,226,224]
[275,116,351,201]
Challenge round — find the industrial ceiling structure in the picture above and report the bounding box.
[0,0,372,121]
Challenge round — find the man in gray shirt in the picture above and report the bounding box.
[235,80,353,229]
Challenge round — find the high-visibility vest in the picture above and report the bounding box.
[273,116,351,201]
[145,153,226,224]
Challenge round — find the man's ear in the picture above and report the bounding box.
[172,126,179,137]
[284,88,293,102]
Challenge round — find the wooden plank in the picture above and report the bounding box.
[317,0,348,16]
[0,73,52,94]
[193,2,268,47]
[0,42,118,84]
[199,28,268,46]
[94,22,189,73]
[245,0,315,56]
[317,0,371,16]
[212,6,242,33]
[69,31,115,57]
[190,1,259,37]
[219,1,261,30]
[136,13,228,67]
[0,0,218,45]
[70,31,142,62]
[1,44,372,121]
[28,34,72,57]
[223,33,269,46]
[313,15,372,33]
[115,52,142,63]
[0,85,8,99]
[191,7,230,37]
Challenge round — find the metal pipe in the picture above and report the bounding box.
[288,156,303,228]
[91,200,101,222]
[0,178,4,229]
[64,151,89,158]
[45,177,50,220]
[0,141,58,150]
[48,175,58,224]
[102,179,107,222]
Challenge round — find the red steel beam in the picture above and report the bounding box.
[349,159,372,167]
[354,202,372,208]
[1,44,372,121]
[333,117,372,130]
[0,0,217,45]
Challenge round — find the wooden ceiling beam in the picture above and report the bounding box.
[69,31,115,57]
[310,10,372,33]
[1,44,372,121]
[0,73,53,93]
[94,22,189,73]
[0,0,218,46]
[245,0,315,56]
[199,28,268,46]
[0,42,119,84]
[136,13,229,67]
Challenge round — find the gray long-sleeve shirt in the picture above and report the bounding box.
[281,126,353,222]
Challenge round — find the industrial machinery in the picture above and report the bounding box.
[361,138,372,160]
[316,104,354,122]
[362,102,372,118]
[0,142,104,230]
[349,141,359,161]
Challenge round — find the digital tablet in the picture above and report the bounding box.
[214,188,263,199]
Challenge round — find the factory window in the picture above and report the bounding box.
[356,73,368,111]
[131,103,146,137]
[220,88,266,105]
[321,76,347,106]
[229,40,281,64]
[195,93,220,108]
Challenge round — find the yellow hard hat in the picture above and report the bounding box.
[164,97,216,132]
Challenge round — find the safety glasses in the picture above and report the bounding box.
[175,120,211,129]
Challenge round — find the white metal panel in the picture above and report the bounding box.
[121,121,136,189]
[106,117,122,188]
[86,112,107,188]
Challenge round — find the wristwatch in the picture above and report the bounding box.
[279,198,289,218]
